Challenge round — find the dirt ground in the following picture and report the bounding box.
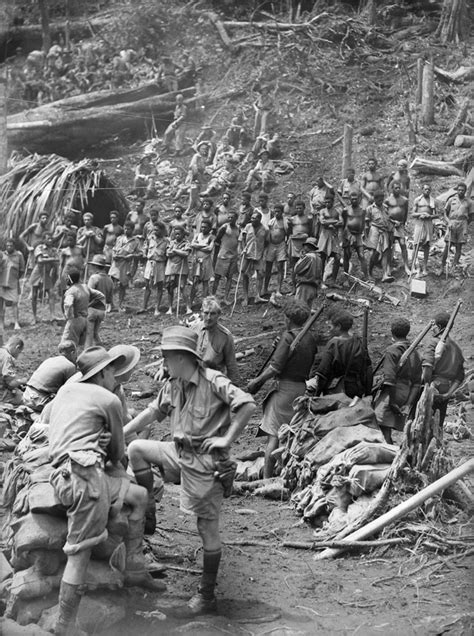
[1,267,472,635]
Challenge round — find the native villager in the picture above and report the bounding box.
[142,220,169,315]
[0,239,25,333]
[288,200,311,289]
[387,159,410,198]
[294,237,322,309]
[212,210,240,304]
[439,182,473,275]
[342,192,367,277]
[241,211,268,306]
[76,212,104,259]
[244,149,275,194]
[23,340,77,411]
[163,93,187,156]
[373,318,422,444]
[193,296,239,384]
[49,346,164,635]
[189,219,215,307]
[109,220,142,310]
[248,300,318,478]
[365,190,393,282]
[384,181,411,276]
[29,231,59,323]
[411,184,436,276]
[361,157,385,207]
[339,168,362,206]
[61,269,105,347]
[264,204,289,295]
[0,336,26,404]
[125,326,256,616]
[422,312,465,427]
[307,309,373,398]
[102,210,123,264]
[165,226,191,315]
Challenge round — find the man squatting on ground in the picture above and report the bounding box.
[125,326,256,616]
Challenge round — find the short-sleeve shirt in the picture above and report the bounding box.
[0,348,17,389]
[27,355,76,394]
[147,366,254,444]
[88,272,114,304]
[49,383,124,467]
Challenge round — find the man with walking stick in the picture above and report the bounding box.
[76,212,104,282]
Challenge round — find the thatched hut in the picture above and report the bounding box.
[0,152,129,236]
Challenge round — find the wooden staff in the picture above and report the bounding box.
[434,298,462,362]
[230,251,246,318]
[176,259,185,319]
[362,303,369,352]
[83,237,91,283]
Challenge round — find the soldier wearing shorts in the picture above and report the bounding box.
[125,326,255,616]
[264,204,289,295]
[49,347,164,635]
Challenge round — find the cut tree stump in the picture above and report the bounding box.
[454,135,474,148]
[421,61,435,126]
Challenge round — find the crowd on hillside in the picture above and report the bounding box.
[7,38,197,107]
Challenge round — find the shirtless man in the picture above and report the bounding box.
[288,200,311,289]
[317,193,343,285]
[439,182,474,275]
[254,193,271,229]
[264,204,289,295]
[387,159,410,198]
[412,184,436,276]
[213,211,240,303]
[361,158,385,208]
[339,168,362,206]
[342,192,367,277]
[20,213,51,271]
[53,213,78,249]
[283,192,296,217]
[163,93,187,156]
[241,211,268,305]
[384,182,410,276]
[103,210,123,264]
[237,192,253,229]
[365,191,393,282]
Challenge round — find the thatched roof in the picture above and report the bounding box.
[0,152,129,235]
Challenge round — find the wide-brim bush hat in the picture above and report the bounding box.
[160,326,201,358]
[109,345,141,379]
[77,346,125,383]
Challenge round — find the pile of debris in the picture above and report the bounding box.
[235,387,474,557]
[0,415,132,632]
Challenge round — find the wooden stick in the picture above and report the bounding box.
[404,100,416,145]
[315,458,474,560]
[234,330,279,344]
[282,538,408,550]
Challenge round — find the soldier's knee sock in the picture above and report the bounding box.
[134,467,154,495]
[55,581,81,635]
[200,549,221,599]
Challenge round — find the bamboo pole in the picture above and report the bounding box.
[314,458,474,560]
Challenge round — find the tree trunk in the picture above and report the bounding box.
[360,0,376,26]
[454,135,474,148]
[341,124,353,179]
[0,68,7,175]
[410,156,465,177]
[38,0,51,53]
[436,0,469,44]
[446,97,470,145]
[421,61,435,126]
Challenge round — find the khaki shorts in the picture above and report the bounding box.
[50,458,130,555]
[62,316,87,346]
[142,440,224,520]
[242,257,264,278]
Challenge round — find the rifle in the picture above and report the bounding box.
[434,299,462,362]
[362,303,369,352]
[255,303,325,377]
[372,318,435,394]
[343,272,400,306]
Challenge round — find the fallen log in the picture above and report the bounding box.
[314,457,474,560]
[435,166,474,204]
[7,86,243,156]
[409,156,466,177]
[454,134,474,148]
[221,12,329,31]
[446,97,470,145]
[434,66,474,84]
[207,12,236,52]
